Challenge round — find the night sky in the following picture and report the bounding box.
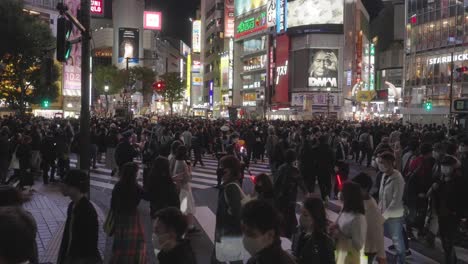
[146,0,200,45]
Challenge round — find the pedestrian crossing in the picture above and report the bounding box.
[69,154,272,191]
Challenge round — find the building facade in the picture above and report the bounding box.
[404,0,468,124]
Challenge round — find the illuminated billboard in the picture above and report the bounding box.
[63,0,81,94]
[235,0,267,17]
[225,0,235,37]
[287,0,343,28]
[143,11,162,30]
[91,0,104,16]
[308,49,339,89]
[118,28,139,63]
[192,20,201,53]
[235,11,267,39]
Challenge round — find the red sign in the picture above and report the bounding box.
[90,0,104,16]
[144,11,162,30]
[224,0,235,38]
[274,34,289,104]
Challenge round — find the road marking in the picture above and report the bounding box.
[194,206,216,242]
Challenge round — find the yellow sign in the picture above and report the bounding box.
[356,90,376,102]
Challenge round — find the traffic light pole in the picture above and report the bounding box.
[79,0,91,195]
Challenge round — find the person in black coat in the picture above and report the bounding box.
[57,170,102,264]
[292,197,335,264]
[114,131,138,172]
[0,127,11,184]
[16,135,33,188]
[40,131,57,184]
[313,135,335,200]
[146,157,180,218]
[154,207,197,264]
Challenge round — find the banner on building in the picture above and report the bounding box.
[118,28,139,63]
[225,0,235,37]
[274,34,289,104]
[308,49,338,89]
[292,93,340,106]
[356,90,376,102]
[267,0,276,27]
[192,20,201,52]
[287,0,343,28]
[63,0,82,95]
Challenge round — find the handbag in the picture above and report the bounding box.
[9,148,19,170]
[103,210,115,236]
[215,235,248,262]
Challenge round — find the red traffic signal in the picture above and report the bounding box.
[152,81,165,92]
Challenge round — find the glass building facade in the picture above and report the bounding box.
[405,0,468,121]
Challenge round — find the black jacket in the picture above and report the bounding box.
[291,230,336,264]
[157,239,197,264]
[57,197,101,264]
[247,239,296,264]
[114,139,138,167]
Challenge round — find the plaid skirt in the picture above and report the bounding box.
[110,212,146,264]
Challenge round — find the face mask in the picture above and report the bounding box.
[153,233,171,251]
[441,166,453,176]
[242,235,266,256]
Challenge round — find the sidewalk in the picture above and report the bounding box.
[23,181,107,263]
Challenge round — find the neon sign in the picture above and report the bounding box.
[236,12,267,38]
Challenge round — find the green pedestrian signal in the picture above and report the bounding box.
[424,101,432,111]
[42,100,49,108]
[56,17,73,62]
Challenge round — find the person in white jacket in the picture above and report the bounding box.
[377,151,406,264]
[331,181,367,264]
[353,173,386,264]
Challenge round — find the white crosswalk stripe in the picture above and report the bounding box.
[70,155,272,191]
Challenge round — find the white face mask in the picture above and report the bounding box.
[242,235,267,256]
[441,166,453,176]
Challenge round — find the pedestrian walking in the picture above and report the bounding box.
[58,169,102,264]
[241,200,296,264]
[291,196,335,264]
[153,207,197,264]
[109,162,146,263]
[331,181,367,264]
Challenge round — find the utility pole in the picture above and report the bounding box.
[449,52,454,127]
[79,0,91,193]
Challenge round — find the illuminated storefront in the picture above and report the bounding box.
[404,0,468,123]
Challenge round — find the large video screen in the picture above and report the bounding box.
[235,0,267,17]
[287,0,343,28]
[308,49,339,89]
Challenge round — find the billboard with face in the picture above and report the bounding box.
[118,28,139,63]
[287,0,343,28]
[63,0,81,94]
[308,49,338,89]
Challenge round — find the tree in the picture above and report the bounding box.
[0,0,58,114]
[129,66,156,106]
[92,65,125,95]
[160,72,185,115]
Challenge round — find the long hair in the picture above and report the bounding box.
[303,197,328,235]
[117,162,139,196]
[341,181,365,215]
[149,156,171,192]
[255,173,274,194]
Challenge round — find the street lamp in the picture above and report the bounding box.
[104,84,109,117]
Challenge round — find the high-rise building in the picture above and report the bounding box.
[404,0,468,124]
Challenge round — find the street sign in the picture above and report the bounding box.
[453,98,468,113]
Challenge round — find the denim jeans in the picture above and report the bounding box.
[384,217,406,264]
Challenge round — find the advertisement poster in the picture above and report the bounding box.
[143,11,162,30]
[308,49,339,89]
[90,0,104,17]
[292,93,339,106]
[192,20,201,52]
[287,0,343,28]
[63,0,81,94]
[118,28,139,63]
[267,0,277,27]
[274,34,289,104]
[235,0,268,17]
[225,0,235,37]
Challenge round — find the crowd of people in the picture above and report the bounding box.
[0,115,467,264]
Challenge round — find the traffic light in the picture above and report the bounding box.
[152,81,166,92]
[42,100,50,108]
[424,100,432,111]
[56,17,73,62]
